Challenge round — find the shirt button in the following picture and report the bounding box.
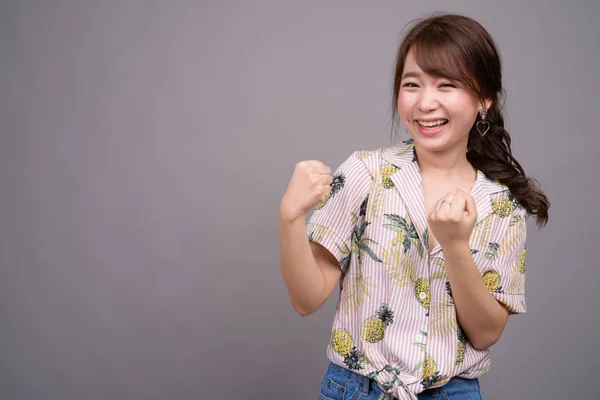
[419,292,427,299]
[416,334,424,343]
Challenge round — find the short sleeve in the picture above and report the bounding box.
[483,207,528,315]
[306,152,372,271]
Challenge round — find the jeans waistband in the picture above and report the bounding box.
[327,362,372,395]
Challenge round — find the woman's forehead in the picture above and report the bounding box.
[403,45,470,83]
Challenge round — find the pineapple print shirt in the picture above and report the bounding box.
[307,140,528,400]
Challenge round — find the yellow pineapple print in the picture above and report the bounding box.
[491,196,514,218]
[456,342,466,365]
[421,354,441,389]
[316,195,330,210]
[482,270,503,292]
[456,328,466,365]
[391,232,404,246]
[415,278,430,313]
[362,318,384,343]
[332,329,366,371]
[517,249,526,274]
[361,304,394,343]
[381,164,399,189]
[331,329,354,357]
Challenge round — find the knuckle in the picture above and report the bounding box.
[310,160,323,169]
[296,162,309,174]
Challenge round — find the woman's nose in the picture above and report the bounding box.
[417,89,440,113]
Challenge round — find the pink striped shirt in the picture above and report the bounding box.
[307,140,527,399]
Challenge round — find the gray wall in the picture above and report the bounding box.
[1,1,598,399]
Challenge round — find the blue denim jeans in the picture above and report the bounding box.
[319,362,482,400]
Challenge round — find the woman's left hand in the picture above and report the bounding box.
[427,189,477,250]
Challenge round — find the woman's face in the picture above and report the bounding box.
[397,48,491,155]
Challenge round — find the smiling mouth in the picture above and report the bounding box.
[416,119,449,128]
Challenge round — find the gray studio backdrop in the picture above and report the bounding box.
[2,1,599,399]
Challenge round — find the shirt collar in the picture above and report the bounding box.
[379,140,509,249]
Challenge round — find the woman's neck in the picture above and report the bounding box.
[414,145,476,180]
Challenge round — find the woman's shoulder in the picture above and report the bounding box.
[480,173,530,221]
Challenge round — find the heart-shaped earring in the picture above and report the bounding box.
[477,109,490,136]
[477,120,490,136]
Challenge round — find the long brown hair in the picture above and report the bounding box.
[391,13,549,227]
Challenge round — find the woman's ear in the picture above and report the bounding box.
[483,98,493,111]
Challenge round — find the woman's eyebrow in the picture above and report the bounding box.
[401,71,421,80]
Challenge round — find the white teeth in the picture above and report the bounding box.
[418,120,447,127]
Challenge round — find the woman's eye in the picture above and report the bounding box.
[440,83,456,88]
[402,83,418,88]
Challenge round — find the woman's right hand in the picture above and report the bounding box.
[280,160,333,222]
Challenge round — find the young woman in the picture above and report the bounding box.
[279,13,549,400]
